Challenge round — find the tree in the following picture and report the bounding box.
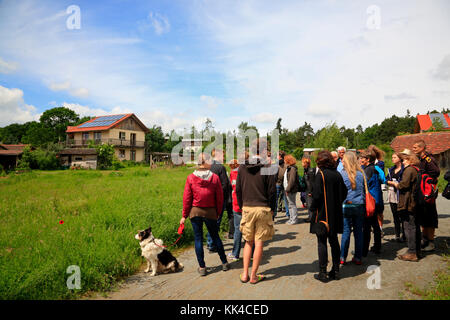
[145,125,165,153]
[21,122,55,147]
[95,143,115,169]
[39,107,80,142]
[311,123,346,150]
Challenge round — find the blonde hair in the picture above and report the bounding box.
[343,152,364,190]
[403,154,420,166]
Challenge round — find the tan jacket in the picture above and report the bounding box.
[397,165,418,213]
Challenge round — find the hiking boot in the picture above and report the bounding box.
[351,257,362,265]
[222,262,230,271]
[421,238,429,249]
[398,253,418,262]
[370,246,381,255]
[208,247,217,253]
[423,241,435,252]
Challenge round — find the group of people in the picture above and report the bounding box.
[180,139,441,283]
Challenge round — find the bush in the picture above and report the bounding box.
[95,144,115,170]
[112,156,125,170]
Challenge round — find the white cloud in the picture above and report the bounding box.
[148,12,171,35]
[0,57,18,74]
[0,85,39,126]
[432,54,450,81]
[200,95,220,110]
[62,102,132,118]
[49,81,71,91]
[69,87,89,98]
[251,112,277,123]
[49,81,89,98]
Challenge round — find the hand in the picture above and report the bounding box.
[180,217,186,225]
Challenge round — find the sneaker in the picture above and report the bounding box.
[351,257,362,265]
[208,247,217,253]
[198,267,207,276]
[314,271,328,283]
[423,241,435,252]
[227,253,239,262]
[340,259,345,265]
[421,238,429,249]
[222,263,230,271]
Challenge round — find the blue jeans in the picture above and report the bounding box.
[340,204,365,261]
[190,217,227,268]
[232,212,243,258]
[276,185,289,217]
[206,203,225,250]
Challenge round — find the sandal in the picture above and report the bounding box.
[249,274,265,284]
[240,274,249,283]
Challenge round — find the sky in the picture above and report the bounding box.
[0,0,449,135]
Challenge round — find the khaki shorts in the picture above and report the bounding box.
[240,206,275,242]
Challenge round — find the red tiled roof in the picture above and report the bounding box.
[0,144,30,151]
[66,113,149,133]
[0,149,23,156]
[391,131,450,155]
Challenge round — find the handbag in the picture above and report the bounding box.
[312,170,329,236]
[363,172,376,217]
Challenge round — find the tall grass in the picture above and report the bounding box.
[0,166,199,299]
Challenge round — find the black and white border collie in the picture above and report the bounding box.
[135,226,183,276]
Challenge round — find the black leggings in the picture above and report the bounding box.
[390,203,405,239]
[316,232,340,272]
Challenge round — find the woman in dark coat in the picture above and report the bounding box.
[310,151,348,282]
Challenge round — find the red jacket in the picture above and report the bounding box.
[182,171,224,218]
[230,169,242,213]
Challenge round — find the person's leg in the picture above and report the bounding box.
[242,240,254,281]
[276,185,282,215]
[232,212,243,258]
[372,207,382,252]
[227,203,234,237]
[328,233,341,277]
[353,207,365,262]
[403,213,417,254]
[250,240,264,282]
[204,218,228,264]
[282,189,290,217]
[390,202,401,239]
[362,217,371,257]
[190,217,206,268]
[340,213,351,262]
[207,206,224,250]
[317,234,328,271]
[286,192,297,223]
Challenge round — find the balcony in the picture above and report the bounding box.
[66,138,145,148]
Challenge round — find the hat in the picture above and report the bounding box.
[400,149,413,156]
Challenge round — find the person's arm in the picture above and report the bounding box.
[338,174,348,203]
[285,168,294,193]
[397,168,413,190]
[267,172,277,214]
[236,166,243,210]
[426,157,440,180]
[310,171,323,211]
[214,175,224,218]
[182,176,193,219]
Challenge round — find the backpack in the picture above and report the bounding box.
[412,166,438,204]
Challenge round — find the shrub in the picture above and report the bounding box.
[95,144,115,170]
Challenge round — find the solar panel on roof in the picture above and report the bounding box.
[77,114,127,128]
[429,113,449,128]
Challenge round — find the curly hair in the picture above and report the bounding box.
[284,154,297,166]
[316,150,336,169]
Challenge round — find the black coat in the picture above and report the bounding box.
[211,160,231,202]
[309,168,348,235]
[303,167,316,194]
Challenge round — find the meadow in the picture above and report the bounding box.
[0,166,226,299]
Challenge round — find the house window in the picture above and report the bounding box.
[119,132,126,140]
[82,133,89,140]
[130,150,136,161]
[75,157,82,161]
[119,149,125,158]
[94,132,102,140]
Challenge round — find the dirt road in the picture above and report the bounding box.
[92,195,449,300]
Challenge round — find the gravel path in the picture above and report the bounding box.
[92,195,449,300]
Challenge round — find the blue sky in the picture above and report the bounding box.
[1,0,450,134]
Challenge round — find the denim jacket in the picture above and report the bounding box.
[340,170,365,205]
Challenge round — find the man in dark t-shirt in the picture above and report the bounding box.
[412,140,440,252]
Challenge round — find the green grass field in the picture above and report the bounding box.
[0,166,225,299]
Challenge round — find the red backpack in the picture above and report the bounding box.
[412,166,438,204]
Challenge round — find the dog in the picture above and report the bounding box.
[135,226,183,276]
